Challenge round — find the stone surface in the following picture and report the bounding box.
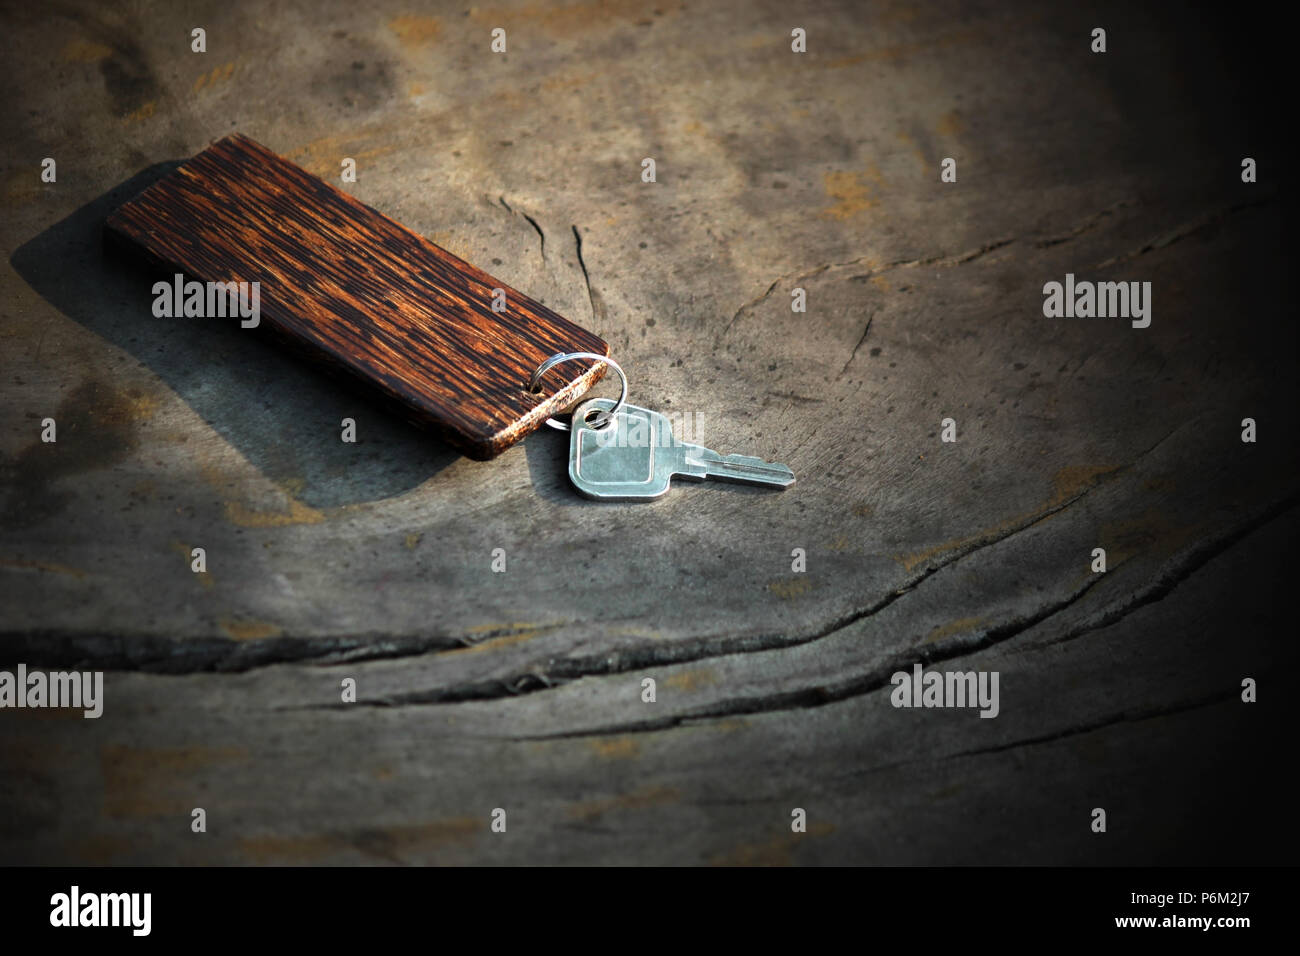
[0,0,1294,863]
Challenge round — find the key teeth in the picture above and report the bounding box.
[736,454,795,474]
[721,453,795,472]
[706,453,797,488]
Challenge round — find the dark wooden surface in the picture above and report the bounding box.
[106,134,609,459]
[1,0,1295,865]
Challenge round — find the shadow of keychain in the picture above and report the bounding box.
[105,133,794,500]
[529,352,794,501]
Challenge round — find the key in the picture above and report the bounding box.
[568,398,795,500]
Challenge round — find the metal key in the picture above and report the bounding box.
[568,398,795,500]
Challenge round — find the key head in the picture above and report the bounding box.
[568,398,676,500]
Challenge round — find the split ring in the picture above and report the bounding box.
[528,352,627,431]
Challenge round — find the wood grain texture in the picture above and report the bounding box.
[104,134,608,459]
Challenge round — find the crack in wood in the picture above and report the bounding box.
[1095,198,1272,269]
[498,194,546,262]
[837,310,875,380]
[3,420,1279,714]
[572,224,598,325]
[499,493,1295,739]
[283,446,1207,714]
[716,195,1275,350]
[716,235,1020,344]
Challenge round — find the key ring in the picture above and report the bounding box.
[529,351,627,431]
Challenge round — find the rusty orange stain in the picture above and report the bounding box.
[122,101,156,124]
[0,557,87,578]
[4,173,43,204]
[1098,509,1190,565]
[196,463,326,528]
[93,389,159,425]
[224,498,324,527]
[768,577,812,600]
[588,736,640,760]
[820,169,875,220]
[218,618,282,641]
[239,817,480,863]
[389,15,442,47]
[468,0,680,35]
[62,833,134,864]
[823,28,983,68]
[542,70,599,92]
[61,39,113,63]
[923,616,984,644]
[895,129,928,167]
[567,785,679,822]
[663,669,719,693]
[102,745,248,818]
[451,620,558,654]
[1050,464,1121,505]
[194,61,236,92]
[895,464,1123,573]
[710,821,836,866]
[451,630,539,655]
[936,108,965,138]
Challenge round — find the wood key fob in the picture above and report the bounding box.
[104,133,609,460]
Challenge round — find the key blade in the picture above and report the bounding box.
[686,448,796,488]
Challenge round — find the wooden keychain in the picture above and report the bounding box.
[106,134,793,498]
